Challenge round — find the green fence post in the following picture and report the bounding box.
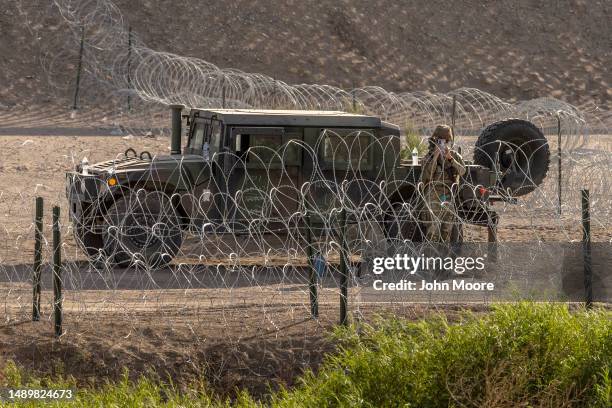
[451,94,457,135]
[339,208,349,326]
[72,26,85,111]
[32,197,43,321]
[557,116,562,215]
[52,206,63,337]
[581,189,592,309]
[127,26,132,112]
[221,83,226,108]
[305,210,319,318]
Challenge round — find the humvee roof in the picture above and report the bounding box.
[191,109,400,131]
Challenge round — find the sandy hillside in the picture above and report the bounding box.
[0,0,610,111]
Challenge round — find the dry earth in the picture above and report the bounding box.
[0,301,496,399]
[1,1,610,110]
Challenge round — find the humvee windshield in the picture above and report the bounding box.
[186,119,222,159]
[188,122,206,149]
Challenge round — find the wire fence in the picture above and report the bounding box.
[2,130,610,332]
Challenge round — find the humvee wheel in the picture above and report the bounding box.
[74,226,104,257]
[102,191,183,269]
[474,119,550,196]
[384,202,463,243]
[384,202,425,242]
[344,220,386,258]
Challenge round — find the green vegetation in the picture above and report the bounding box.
[401,120,427,159]
[276,303,611,407]
[0,363,234,407]
[2,303,610,407]
[343,97,366,115]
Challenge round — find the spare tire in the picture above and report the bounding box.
[474,119,550,196]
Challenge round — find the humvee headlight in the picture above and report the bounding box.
[107,177,118,187]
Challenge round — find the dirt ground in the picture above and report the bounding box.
[3,1,611,110]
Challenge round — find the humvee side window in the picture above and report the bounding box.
[229,127,298,167]
[248,135,301,165]
[321,129,372,169]
[232,133,299,166]
[250,134,282,163]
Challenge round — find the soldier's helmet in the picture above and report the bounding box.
[431,125,453,142]
[428,125,454,149]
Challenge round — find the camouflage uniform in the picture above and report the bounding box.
[420,126,466,242]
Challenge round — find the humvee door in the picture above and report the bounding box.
[224,126,302,224]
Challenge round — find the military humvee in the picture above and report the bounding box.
[66,105,549,268]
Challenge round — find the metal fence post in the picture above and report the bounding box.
[487,216,498,262]
[32,197,43,321]
[52,206,63,337]
[72,26,85,111]
[221,85,226,109]
[305,210,319,318]
[272,79,278,109]
[451,94,457,135]
[557,115,562,215]
[339,208,349,325]
[581,189,592,309]
[127,26,132,112]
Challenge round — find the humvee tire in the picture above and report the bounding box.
[74,226,104,257]
[384,202,425,242]
[102,191,183,269]
[384,202,462,243]
[474,119,550,196]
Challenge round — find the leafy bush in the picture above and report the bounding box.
[0,364,232,408]
[273,303,611,407]
[343,97,366,115]
[401,121,427,159]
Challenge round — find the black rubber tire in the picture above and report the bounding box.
[384,202,425,242]
[474,119,550,196]
[102,191,183,269]
[450,223,463,243]
[74,226,104,257]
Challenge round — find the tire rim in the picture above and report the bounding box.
[124,212,162,249]
[497,140,532,176]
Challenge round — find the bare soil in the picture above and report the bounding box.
[2,1,611,110]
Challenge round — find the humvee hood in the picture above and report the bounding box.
[84,154,204,174]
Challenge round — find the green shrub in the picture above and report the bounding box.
[343,98,366,115]
[0,366,231,408]
[273,303,611,407]
[401,121,427,159]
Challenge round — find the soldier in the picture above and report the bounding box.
[420,125,466,242]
